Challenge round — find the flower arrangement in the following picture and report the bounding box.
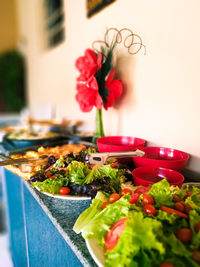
[75,28,145,143]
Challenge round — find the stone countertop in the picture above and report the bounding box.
[24,181,97,267]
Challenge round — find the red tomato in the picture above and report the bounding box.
[50,175,56,179]
[121,188,132,196]
[195,221,200,233]
[143,194,154,205]
[143,204,156,215]
[172,194,181,202]
[90,165,95,169]
[105,218,128,250]
[160,206,188,219]
[129,193,139,204]
[109,193,121,203]
[174,202,185,212]
[176,228,192,243]
[101,202,110,210]
[45,173,51,179]
[134,186,150,195]
[184,203,192,214]
[59,187,70,195]
[160,262,174,267]
[192,251,200,265]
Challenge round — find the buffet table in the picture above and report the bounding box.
[2,168,97,267]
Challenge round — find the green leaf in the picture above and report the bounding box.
[75,195,131,246]
[32,176,69,195]
[105,212,165,267]
[148,179,174,208]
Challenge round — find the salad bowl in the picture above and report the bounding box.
[132,166,184,188]
[97,136,146,152]
[132,146,189,171]
[74,179,200,266]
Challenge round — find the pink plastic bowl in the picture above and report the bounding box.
[132,146,189,171]
[132,166,184,188]
[97,136,146,152]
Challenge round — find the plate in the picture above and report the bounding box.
[3,133,67,149]
[34,186,91,200]
[86,239,105,267]
[182,182,200,189]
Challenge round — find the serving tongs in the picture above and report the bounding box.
[0,154,48,167]
[85,149,145,165]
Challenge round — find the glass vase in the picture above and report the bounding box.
[92,108,105,144]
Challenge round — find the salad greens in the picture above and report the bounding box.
[73,179,200,267]
[148,179,174,208]
[31,149,129,197]
[32,176,69,195]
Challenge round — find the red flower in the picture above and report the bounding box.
[103,70,123,110]
[75,49,102,80]
[75,76,103,112]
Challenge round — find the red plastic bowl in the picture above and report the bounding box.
[132,166,184,188]
[132,146,189,171]
[97,136,146,152]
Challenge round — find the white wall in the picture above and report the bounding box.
[16,0,200,173]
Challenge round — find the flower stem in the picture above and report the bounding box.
[92,108,105,144]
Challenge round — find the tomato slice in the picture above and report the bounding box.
[160,206,189,219]
[105,217,128,250]
[45,164,55,172]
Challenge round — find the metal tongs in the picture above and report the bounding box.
[85,149,145,165]
[0,154,48,166]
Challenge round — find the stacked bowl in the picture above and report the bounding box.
[97,136,189,188]
[132,146,189,188]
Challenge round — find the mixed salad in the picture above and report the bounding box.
[73,179,200,267]
[30,148,133,198]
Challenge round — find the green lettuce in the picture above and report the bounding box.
[105,212,165,267]
[161,233,198,267]
[185,192,200,213]
[67,161,91,185]
[189,210,200,250]
[148,179,174,208]
[74,195,131,246]
[32,176,69,195]
[67,161,122,190]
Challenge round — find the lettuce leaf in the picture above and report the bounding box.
[148,179,174,208]
[67,161,122,188]
[73,198,103,234]
[161,233,198,267]
[185,193,200,213]
[189,210,200,250]
[105,212,165,267]
[74,195,131,246]
[68,161,90,185]
[32,176,69,195]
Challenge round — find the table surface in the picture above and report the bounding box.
[23,180,97,266]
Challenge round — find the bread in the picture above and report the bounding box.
[5,143,86,180]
